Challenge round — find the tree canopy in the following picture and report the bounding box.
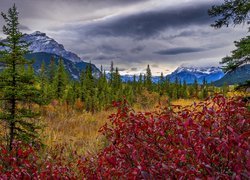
[208,0,250,31]
[0,4,42,150]
[209,0,250,73]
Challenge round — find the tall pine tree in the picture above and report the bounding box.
[146,65,152,91]
[0,5,42,150]
[53,58,68,99]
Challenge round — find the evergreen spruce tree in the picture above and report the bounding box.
[193,79,199,98]
[80,63,96,112]
[146,65,152,91]
[209,0,250,72]
[208,0,249,30]
[159,72,165,97]
[220,36,250,72]
[0,5,42,150]
[53,59,68,99]
[100,65,103,75]
[48,56,56,83]
[97,69,109,110]
[143,74,146,87]
[113,67,122,91]
[182,80,188,99]
[110,61,114,85]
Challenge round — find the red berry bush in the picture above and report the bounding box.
[79,95,250,179]
[0,142,77,179]
[1,95,249,179]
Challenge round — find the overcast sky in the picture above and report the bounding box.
[0,0,248,75]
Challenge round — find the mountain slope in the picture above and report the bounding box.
[213,64,250,86]
[22,31,82,63]
[26,52,99,79]
[166,66,224,84]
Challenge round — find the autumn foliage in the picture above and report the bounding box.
[80,95,250,179]
[0,142,77,179]
[0,95,249,179]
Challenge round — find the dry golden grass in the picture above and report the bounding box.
[0,96,220,155]
[171,98,200,107]
[40,96,200,155]
[40,103,116,156]
[2,90,247,156]
[227,90,250,98]
[40,93,164,155]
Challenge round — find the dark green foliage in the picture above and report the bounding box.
[109,61,114,85]
[0,5,42,150]
[33,58,228,113]
[146,65,152,91]
[53,59,69,99]
[221,36,250,72]
[48,56,56,83]
[25,52,97,80]
[208,0,250,30]
[80,62,97,113]
[209,0,250,73]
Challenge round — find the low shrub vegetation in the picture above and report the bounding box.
[1,95,249,179]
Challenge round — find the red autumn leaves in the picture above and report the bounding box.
[1,95,249,179]
[81,95,250,179]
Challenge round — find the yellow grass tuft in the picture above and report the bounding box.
[40,104,115,156]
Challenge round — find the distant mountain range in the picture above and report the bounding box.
[121,66,224,84]
[121,64,250,86]
[166,65,225,84]
[0,31,249,85]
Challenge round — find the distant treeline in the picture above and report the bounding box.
[37,58,229,113]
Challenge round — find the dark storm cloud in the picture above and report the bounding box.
[57,0,149,6]
[98,45,123,53]
[130,46,145,54]
[83,2,214,39]
[82,0,149,5]
[1,0,247,75]
[155,47,205,55]
[93,54,121,61]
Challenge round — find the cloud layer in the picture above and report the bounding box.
[0,0,247,75]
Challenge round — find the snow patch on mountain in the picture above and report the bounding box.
[168,65,224,84]
[22,31,82,63]
[175,64,222,75]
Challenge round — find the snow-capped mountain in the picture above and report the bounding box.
[0,31,100,79]
[120,65,224,84]
[22,31,82,63]
[167,65,224,84]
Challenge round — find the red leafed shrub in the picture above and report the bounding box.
[1,95,249,179]
[0,142,77,179]
[79,95,250,179]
